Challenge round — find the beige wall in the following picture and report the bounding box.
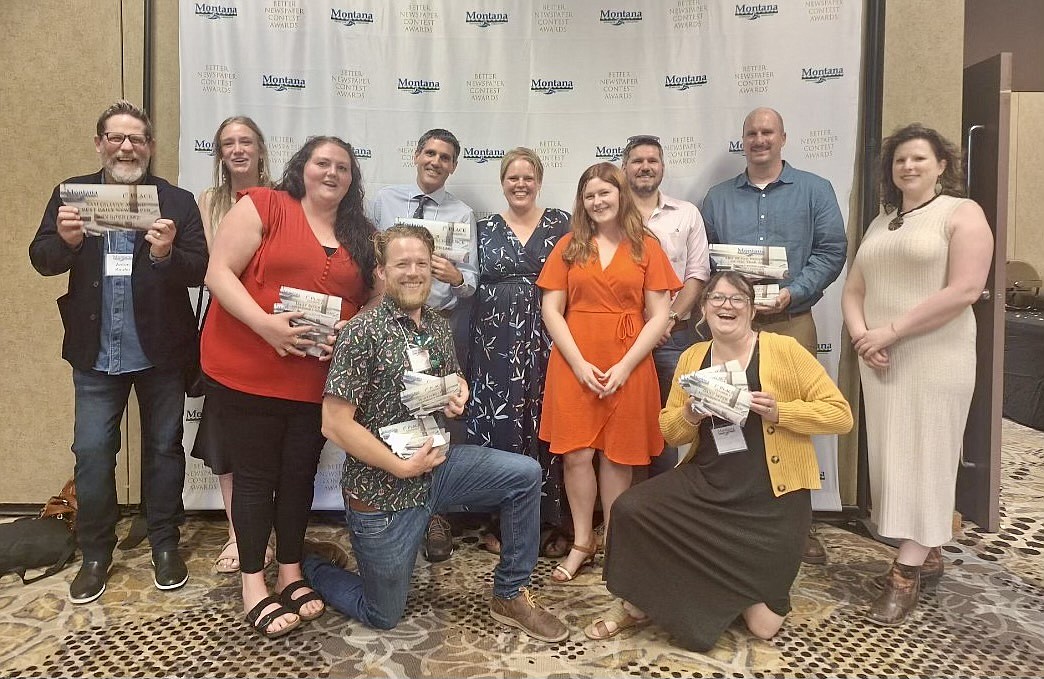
[1,2,967,504]
[1007,92,1044,277]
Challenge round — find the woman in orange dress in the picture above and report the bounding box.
[538,162,681,582]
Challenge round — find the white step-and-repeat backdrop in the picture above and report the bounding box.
[178,0,863,511]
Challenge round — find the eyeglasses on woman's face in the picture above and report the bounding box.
[706,292,750,308]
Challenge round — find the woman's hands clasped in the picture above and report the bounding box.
[852,325,898,371]
[571,360,633,399]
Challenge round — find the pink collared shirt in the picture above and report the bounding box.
[645,193,710,315]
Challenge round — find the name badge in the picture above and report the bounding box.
[105,253,133,277]
[711,422,747,455]
[406,345,431,372]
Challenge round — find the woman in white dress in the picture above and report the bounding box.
[841,124,993,625]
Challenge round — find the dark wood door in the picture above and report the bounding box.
[957,53,1011,532]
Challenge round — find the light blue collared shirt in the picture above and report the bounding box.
[701,161,846,314]
[370,183,477,312]
[93,230,152,374]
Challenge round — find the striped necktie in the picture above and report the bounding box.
[413,195,431,219]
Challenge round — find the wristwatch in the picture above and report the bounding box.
[668,311,680,323]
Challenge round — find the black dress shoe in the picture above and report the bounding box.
[70,560,112,604]
[152,550,189,590]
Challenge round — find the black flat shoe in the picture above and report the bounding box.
[152,550,188,590]
[69,560,112,604]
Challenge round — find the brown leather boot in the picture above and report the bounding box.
[801,529,827,565]
[866,560,920,625]
[872,547,943,589]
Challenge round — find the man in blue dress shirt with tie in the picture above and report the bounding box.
[370,129,478,563]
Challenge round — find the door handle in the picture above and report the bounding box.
[965,124,985,193]
[960,447,978,469]
[979,289,991,302]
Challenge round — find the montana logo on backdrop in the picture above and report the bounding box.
[354,147,373,160]
[534,4,572,32]
[333,69,370,100]
[801,67,844,84]
[531,78,574,95]
[595,145,624,162]
[195,2,237,20]
[599,9,642,26]
[330,8,374,27]
[468,73,505,102]
[665,74,708,92]
[265,0,303,30]
[194,140,216,157]
[466,11,508,28]
[401,3,437,32]
[196,64,237,94]
[728,140,745,155]
[398,77,440,95]
[602,71,638,101]
[262,74,306,92]
[735,3,779,20]
[462,147,506,164]
[536,140,568,168]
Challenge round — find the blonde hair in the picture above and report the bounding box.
[499,147,544,183]
[205,116,272,239]
[563,163,651,265]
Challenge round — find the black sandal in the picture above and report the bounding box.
[278,580,325,621]
[245,594,301,639]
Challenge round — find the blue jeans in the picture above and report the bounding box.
[72,366,187,562]
[650,323,698,477]
[303,444,540,629]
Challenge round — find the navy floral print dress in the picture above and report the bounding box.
[466,207,570,523]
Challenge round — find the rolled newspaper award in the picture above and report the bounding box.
[60,183,161,235]
[400,371,460,415]
[275,286,342,358]
[709,244,789,280]
[678,364,752,426]
[394,217,471,263]
[379,416,450,460]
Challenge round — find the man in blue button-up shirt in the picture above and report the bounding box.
[701,107,846,566]
[702,107,846,353]
[29,101,207,605]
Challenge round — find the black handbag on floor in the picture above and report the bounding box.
[0,480,78,585]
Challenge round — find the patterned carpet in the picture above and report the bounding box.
[1,419,1042,678]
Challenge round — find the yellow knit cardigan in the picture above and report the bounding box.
[659,331,853,497]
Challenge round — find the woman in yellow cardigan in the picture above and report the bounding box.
[585,271,853,651]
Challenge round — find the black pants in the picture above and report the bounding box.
[207,381,325,573]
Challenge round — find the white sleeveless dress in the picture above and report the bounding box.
[856,195,977,546]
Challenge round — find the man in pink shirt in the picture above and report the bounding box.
[622,134,710,477]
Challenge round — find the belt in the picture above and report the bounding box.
[348,497,380,512]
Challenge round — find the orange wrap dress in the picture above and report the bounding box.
[537,233,682,464]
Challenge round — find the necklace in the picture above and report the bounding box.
[889,193,941,230]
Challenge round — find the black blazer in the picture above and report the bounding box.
[29,171,208,371]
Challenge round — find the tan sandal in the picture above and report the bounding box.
[584,601,650,640]
[551,542,596,582]
[215,539,240,574]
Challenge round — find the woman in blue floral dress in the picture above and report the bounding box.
[466,147,571,554]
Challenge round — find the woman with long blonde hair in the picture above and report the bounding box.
[192,116,273,574]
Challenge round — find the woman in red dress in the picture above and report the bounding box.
[538,163,681,582]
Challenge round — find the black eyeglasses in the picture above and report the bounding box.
[706,293,751,308]
[102,132,150,147]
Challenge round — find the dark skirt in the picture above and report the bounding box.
[189,376,232,476]
[602,342,811,651]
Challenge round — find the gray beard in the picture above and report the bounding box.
[106,163,146,184]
